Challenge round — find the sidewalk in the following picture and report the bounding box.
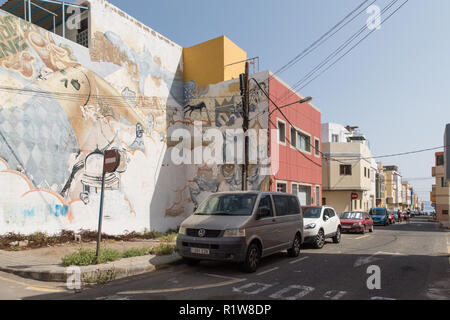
[0,247,182,284]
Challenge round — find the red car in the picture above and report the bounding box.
[340,211,374,234]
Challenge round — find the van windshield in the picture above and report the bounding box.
[195,194,258,216]
[370,208,387,216]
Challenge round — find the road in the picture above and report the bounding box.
[2,216,449,300]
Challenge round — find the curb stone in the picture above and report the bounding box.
[0,253,182,284]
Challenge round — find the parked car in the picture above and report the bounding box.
[302,206,341,249]
[340,211,374,234]
[177,192,304,273]
[369,208,391,226]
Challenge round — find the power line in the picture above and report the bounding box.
[274,0,374,75]
[294,0,409,93]
[336,145,446,161]
[278,0,408,104]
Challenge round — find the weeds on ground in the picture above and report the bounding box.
[62,243,177,267]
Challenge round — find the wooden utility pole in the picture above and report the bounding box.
[241,62,250,191]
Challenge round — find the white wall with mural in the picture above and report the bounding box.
[0,0,271,236]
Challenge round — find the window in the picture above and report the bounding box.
[441,177,448,188]
[278,121,286,144]
[364,168,367,177]
[277,182,287,193]
[273,195,289,216]
[314,138,320,157]
[322,198,326,205]
[332,134,339,143]
[290,126,297,148]
[315,186,320,206]
[292,184,298,196]
[340,165,352,176]
[437,155,444,166]
[76,19,89,48]
[257,195,274,219]
[273,195,300,216]
[297,131,311,153]
[443,210,449,215]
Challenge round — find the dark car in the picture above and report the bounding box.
[369,208,390,226]
[340,212,374,234]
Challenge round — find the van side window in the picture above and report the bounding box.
[287,196,301,215]
[257,196,273,219]
[328,209,336,218]
[273,195,290,217]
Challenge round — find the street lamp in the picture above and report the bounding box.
[268,96,313,116]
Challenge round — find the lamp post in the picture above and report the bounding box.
[268,96,313,117]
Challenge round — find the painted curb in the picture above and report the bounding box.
[0,253,182,283]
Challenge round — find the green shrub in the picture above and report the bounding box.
[149,243,176,256]
[62,248,122,267]
[122,247,150,258]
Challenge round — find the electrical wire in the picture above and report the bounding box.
[274,0,375,76]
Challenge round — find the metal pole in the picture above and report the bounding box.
[62,3,65,38]
[23,0,26,20]
[95,170,106,263]
[242,62,250,191]
[28,0,31,22]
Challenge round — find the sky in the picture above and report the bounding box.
[72,0,450,201]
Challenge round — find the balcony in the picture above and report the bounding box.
[1,0,90,48]
[432,166,444,178]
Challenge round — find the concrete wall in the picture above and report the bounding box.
[0,2,190,235]
[322,123,349,143]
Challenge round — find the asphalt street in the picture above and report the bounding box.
[2,216,449,301]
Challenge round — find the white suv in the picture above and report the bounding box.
[302,206,341,249]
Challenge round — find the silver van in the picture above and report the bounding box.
[176,192,304,273]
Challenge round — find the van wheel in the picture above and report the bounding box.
[182,257,200,266]
[242,243,261,273]
[287,234,301,257]
[314,230,325,249]
[333,227,341,243]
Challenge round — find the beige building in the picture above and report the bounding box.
[431,152,450,225]
[322,124,376,214]
[384,166,402,211]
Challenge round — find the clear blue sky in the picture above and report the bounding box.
[77,0,450,201]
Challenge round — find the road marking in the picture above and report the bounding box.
[269,285,315,300]
[376,251,405,256]
[0,275,65,293]
[370,296,396,300]
[257,267,279,276]
[354,255,382,268]
[233,282,277,295]
[323,290,347,300]
[289,256,310,265]
[355,235,371,240]
[117,274,246,295]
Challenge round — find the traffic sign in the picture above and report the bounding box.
[103,150,120,173]
[351,193,359,200]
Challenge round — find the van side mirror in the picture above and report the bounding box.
[257,208,271,220]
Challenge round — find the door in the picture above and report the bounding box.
[297,185,308,206]
[251,195,278,256]
[323,208,338,236]
[272,195,300,248]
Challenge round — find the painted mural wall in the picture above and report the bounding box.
[0,0,273,235]
[182,71,271,210]
[0,1,188,235]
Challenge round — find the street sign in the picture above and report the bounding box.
[351,193,359,200]
[103,150,120,173]
[96,149,121,262]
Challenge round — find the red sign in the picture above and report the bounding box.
[103,150,120,173]
[351,193,359,200]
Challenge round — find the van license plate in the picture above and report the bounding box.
[190,248,210,255]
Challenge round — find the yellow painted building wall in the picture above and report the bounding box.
[183,36,247,87]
